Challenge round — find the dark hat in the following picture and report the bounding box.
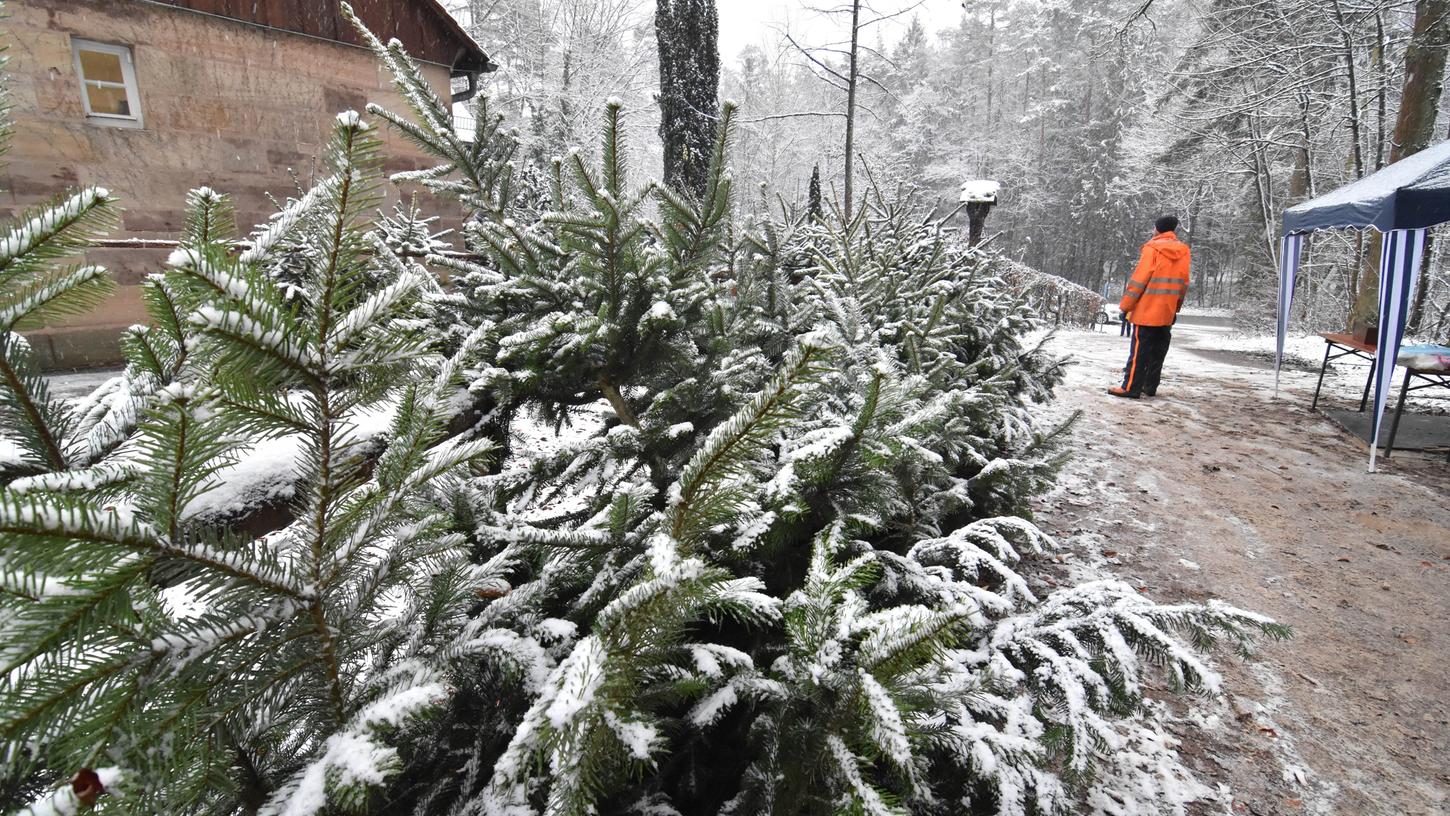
[1155,215,1179,234]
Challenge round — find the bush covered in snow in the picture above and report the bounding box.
[0,10,1286,815]
[997,259,1109,330]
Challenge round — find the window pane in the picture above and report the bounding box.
[85,83,131,116]
[78,48,124,84]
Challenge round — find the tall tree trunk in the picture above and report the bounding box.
[1188,194,1204,305]
[656,0,720,200]
[808,164,823,220]
[1375,12,1389,171]
[1291,92,1313,201]
[1352,0,1450,329]
[985,5,996,127]
[1409,233,1436,333]
[1390,0,1450,162]
[1331,0,1366,181]
[843,0,862,220]
[1247,114,1277,268]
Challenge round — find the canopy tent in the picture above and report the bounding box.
[1276,140,1450,471]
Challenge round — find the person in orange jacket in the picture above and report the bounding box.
[1110,215,1191,399]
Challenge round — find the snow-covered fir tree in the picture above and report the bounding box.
[345,13,1284,816]
[378,194,454,258]
[0,11,1287,815]
[0,29,121,486]
[0,110,494,814]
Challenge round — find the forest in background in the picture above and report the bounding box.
[445,0,1450,339]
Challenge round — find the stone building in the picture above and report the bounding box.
[1,0,492,368]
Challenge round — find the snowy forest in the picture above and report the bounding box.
[448,0,1450,338]
[1,0,1448,814]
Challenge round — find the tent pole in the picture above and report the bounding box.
[1366,228,1427,473]
[1275,234,1303,399]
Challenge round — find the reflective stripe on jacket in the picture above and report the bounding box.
[1119,231,1191,327]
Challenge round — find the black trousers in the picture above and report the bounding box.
[1121,324,1172,396]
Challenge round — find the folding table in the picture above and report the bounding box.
[1310,332,1376,413]
[1383,345,1450,458]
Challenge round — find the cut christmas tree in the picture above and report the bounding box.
[0,10,1288,816]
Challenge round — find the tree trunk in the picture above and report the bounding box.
[1188,194,1204,305]
[1409,232,1436,333]
[1331,0,1366,181]
[843,0,862,220]
[808,164,823,220]
[965,202,992,247]
[985,5,996,127]
[655,0,720,200]
[1390,0,1450,163]
[1375,11,1389,171]
[1351,0,1450,328]
[1247,115,1277,268]
[1289,118,1312,202]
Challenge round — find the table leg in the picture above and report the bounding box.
[1383,369,1412,459]
[1358,357,1377,413]
[1312,342,1332,411]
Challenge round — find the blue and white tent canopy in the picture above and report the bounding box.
[1276,141,1450,472]
[1283,140,1450,235]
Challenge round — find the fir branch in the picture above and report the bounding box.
[0,334,66,472]
[0,187,117,284]
[668,340,830,546]
[0,265,114,332]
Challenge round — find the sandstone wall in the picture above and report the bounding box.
[2,0,459,369]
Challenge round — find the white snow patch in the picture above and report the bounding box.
[17,767,122,816]
[959,179,1001,204]
[535,618,578,643]
[182,398,398,521]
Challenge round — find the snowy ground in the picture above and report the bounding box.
[44,366,124,400]
[1032,319,1450,815]
[1178,305,1236,319]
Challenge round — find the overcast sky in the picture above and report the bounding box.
[717,0,966,63]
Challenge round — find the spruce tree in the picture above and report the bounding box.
[377,194,453,258]
[0,184,117,481]
[340,16,1286,816]
[656,0,721,199]
[0,112,494,814]
[0,13,1289,815]
[0,28,119,485]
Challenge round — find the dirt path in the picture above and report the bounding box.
[1033,324,1450,816]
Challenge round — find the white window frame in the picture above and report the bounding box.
[71,39,143,128]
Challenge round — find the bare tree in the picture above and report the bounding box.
[784,0,924,220]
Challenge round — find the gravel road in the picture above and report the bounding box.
[1032,322,1450,816]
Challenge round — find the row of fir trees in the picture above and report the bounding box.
[0,9,1286,816]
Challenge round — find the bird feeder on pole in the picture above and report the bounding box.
[959,180,1001,247]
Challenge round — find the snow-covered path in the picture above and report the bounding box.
[1033,322,1450,816]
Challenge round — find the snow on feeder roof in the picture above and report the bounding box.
[959,180,1001,204]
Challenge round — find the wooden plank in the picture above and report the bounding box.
[141,0,482,67]
[1321,332,1377,353]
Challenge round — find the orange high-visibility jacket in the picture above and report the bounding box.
[1119,231,1191,327]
